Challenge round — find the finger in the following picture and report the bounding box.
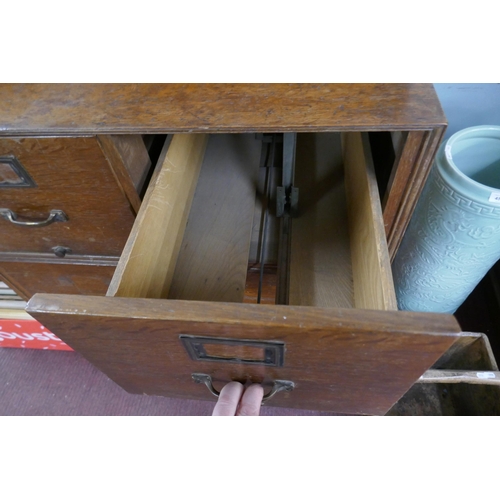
[236,384,264,416]
[212,381,244,416]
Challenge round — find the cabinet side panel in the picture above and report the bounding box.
[109,135,151,194]
[97,135,146,213]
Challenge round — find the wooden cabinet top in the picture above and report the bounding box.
[0,84,446,135]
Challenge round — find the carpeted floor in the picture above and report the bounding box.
[0,347,336,416]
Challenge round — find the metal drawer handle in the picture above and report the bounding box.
[0,208,68,227]
[192,373,295,404]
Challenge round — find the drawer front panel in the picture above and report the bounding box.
[27,295,462,415]
[0,260,116,300]
[0,137,135,255]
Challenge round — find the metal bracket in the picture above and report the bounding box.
[276,132,299,217]
[180,335,285,367]
[0,155,37,188]
[276,186,299,218]
[255,133,283,144]
[192,373,295,404]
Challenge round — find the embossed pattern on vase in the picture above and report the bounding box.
[393,166,500,313]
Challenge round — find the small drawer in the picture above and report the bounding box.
[0,254,118,300]
[0,136,144,256]
[28,132,465,415]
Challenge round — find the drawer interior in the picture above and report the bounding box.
[107,131,397,311]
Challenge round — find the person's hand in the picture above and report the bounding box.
[212,382,264,416]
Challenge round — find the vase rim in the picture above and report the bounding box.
[438,125,500,201]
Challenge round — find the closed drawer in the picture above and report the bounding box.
[27,132,465,415]
[0,136,138,256]
[0,254,117,300]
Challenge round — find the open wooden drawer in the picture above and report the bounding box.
[27,131,468,415]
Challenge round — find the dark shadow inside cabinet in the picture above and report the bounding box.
[455,262,500,361]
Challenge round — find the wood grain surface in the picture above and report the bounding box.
[243,265,277,304]
[383,131,427,228]
[0,260,116,300]
[107,134,208,298]
[430,332,499,371]
[97,135,149,213]
[343,132,397,311]
[0,84,446,135]
[106,135,151,194]
[0,137,136,256]
[26,294,462,415]
[385,126,446,259]
[168,134,260,302]
[289,133,354,308]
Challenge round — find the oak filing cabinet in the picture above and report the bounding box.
[0,84,498,414]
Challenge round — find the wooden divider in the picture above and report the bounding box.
[342,132,397,311]
[107,134,208,298]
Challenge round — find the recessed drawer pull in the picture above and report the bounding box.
[0,208,68,227]
[192,373,295,404]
